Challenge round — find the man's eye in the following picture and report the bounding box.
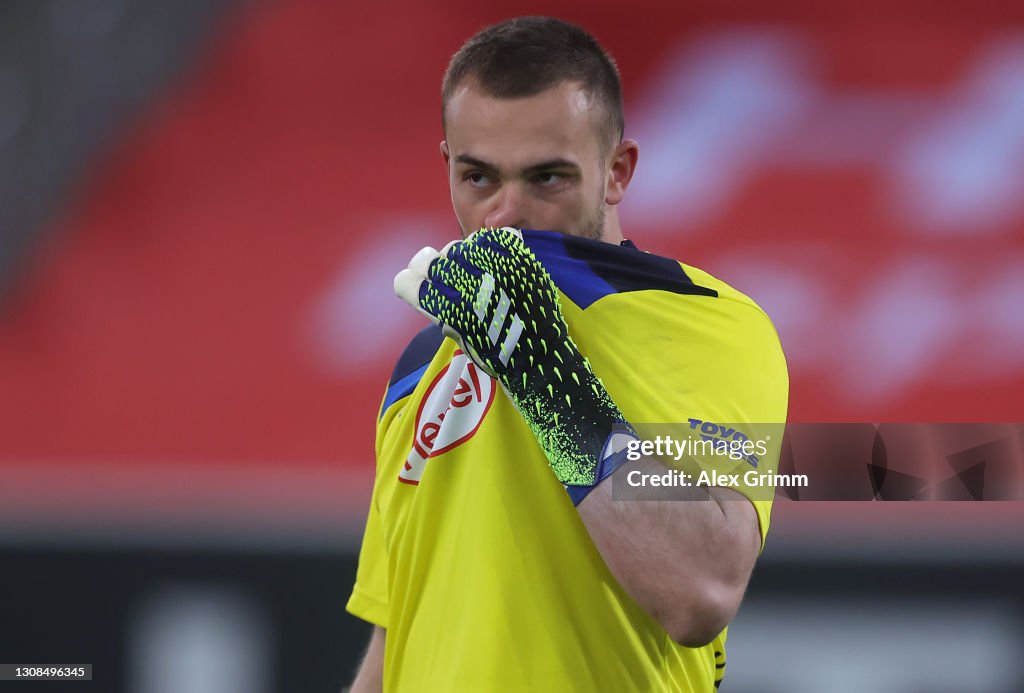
[534,172,564,186]
[464,172,490,187]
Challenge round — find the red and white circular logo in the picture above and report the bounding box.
[399,351,495,485]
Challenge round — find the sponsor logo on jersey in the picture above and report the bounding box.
[399,351,495,484]
[687,418,761,468]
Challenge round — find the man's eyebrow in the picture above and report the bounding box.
[454,154,498,172]
[522,158,580,176]
[453,154,580,176]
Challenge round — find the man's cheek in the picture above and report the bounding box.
[449,198,474,234]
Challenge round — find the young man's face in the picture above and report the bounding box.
[442,80,612,241]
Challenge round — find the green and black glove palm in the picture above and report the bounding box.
[395,227,636,504]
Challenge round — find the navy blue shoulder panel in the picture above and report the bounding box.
[522,230,718,309]
[390,324,444,385]
[380,324,444,419]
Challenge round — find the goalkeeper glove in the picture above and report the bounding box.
[394,227,637,505]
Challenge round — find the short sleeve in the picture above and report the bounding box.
[659,298,789,550]
[707,301,788,549]
[346,391,393,628]
[345,484,390,628]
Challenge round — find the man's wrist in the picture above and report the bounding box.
[563,425,639,506]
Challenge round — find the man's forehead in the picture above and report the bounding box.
[444,81,602,164]
[445,79,595,117]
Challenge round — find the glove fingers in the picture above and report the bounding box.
[471,227,525,256]
[419,279,475,334]
[395,245,443,323]
[409,245,441,275]
[421,277,505,370]
[438,238,462,257]
[472,226,523,245]
[428,251,480,291]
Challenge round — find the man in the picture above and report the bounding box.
[346,16,788,692]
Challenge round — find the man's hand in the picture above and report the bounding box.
[394,227,636,504]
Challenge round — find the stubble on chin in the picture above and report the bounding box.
[577,201,606,241]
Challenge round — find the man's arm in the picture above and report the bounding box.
[347,626,385,693]
[578,457,761,647]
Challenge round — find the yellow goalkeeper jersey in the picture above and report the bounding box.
[347,230,789,692]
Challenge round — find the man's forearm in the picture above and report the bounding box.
[577,456,760,647]
[348,625,385,693]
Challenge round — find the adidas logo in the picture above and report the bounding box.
[473,272,524,366]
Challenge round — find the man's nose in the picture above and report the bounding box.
[483,185,527,230]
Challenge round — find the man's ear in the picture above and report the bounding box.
[605,139,639,206]
[440,140,451,167]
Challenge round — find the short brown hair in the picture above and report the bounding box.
[442,17,625,151]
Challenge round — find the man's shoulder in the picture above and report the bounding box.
[523,230,719,310]
[522,230,775,326]
[377,324,447,423]
[674,261,776,325]
[388,324,445,386]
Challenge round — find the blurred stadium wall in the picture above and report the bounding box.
[1,0,1023,691]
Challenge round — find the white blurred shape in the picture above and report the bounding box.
[305,218,447,377]
[773,92,927,168]
[128,585,271,693]
[888,35,1024,235]
[960,256,1024,378]
[706,248,1024,406]
[624,29,815,231]
[839,259,959,401]
[726,601,1024,692]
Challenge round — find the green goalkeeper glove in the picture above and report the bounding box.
[394,227,637,505]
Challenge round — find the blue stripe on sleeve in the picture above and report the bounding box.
[380,363,429,421]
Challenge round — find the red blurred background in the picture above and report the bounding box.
[2,0,1022,520]
[0,2,1022,689]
